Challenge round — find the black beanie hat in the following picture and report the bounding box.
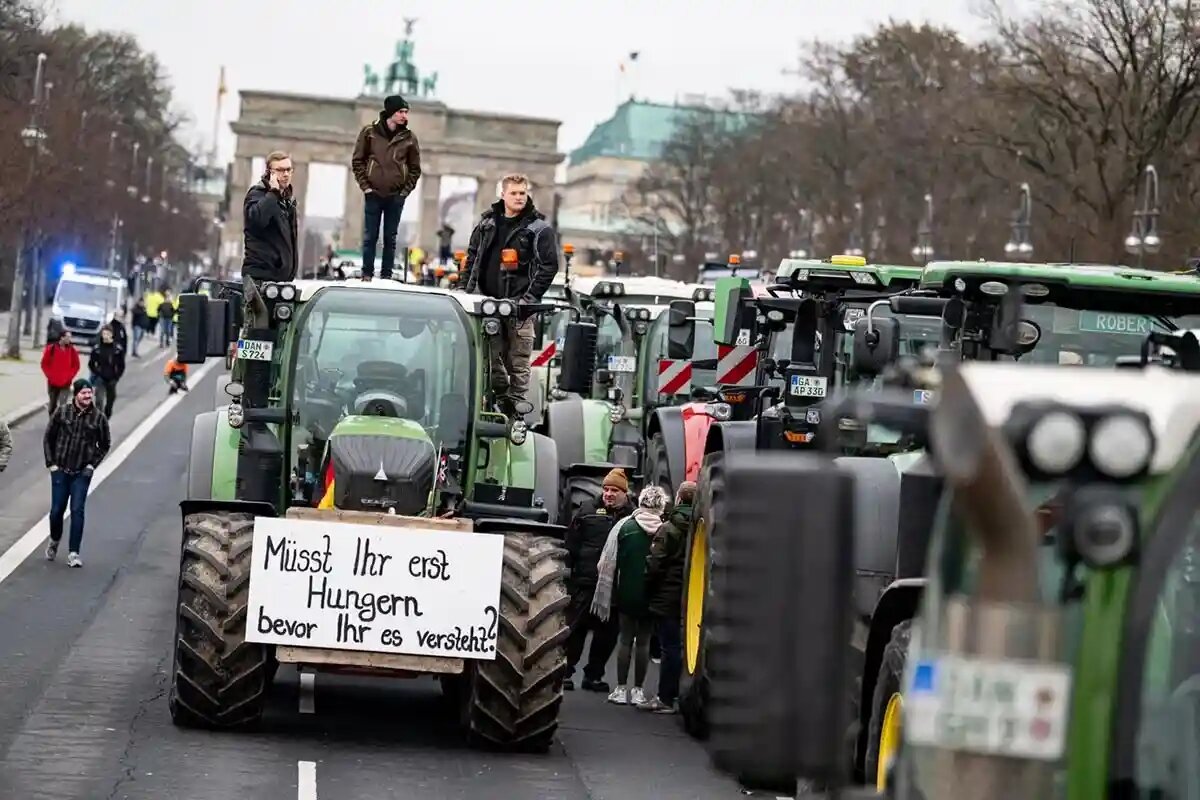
[383,95,409,115]
[72,378,91,395]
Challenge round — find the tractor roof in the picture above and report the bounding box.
[291,278,490,312]
[775,257,924,289]
[960,361,1200,474]
[570,274,699,300]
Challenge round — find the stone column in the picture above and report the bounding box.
[474,175,497,219]
[417,174,441,251]
[221,156,255,277]
[342,168,365,253]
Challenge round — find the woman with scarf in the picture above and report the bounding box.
[592,485,669,706]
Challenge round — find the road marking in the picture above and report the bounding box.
[298,760,318,800]
[299,671,316,714]
[0,358,219,584]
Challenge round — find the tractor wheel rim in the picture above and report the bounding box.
[876,691,904,790]
[684,518,707,674]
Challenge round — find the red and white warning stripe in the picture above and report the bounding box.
[657,358,692,396]
[716,344,758,386]
[531,340,557,367]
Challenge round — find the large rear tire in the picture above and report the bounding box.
[559,472,603,528]
[865,620,911,790]
[464,534,570,753]
[679,450,724,740]
[169,511,275,729]
[646,433,672,497]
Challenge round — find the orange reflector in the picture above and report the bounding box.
[784,430,814,444]
[722,392,746,404]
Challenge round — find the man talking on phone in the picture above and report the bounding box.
[351,95,421,281]
[242,150,299,283]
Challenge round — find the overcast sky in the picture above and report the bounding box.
[46,0,1009,216]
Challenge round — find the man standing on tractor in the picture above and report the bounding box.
[563,468,632,693]
[463,174,559,414]
[351,95,421,281]
[242,150,299,284]
[639,481,694,713]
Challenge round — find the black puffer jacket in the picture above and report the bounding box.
[565,496,631,594]
[646,501,691,618]
[242,180,299,283]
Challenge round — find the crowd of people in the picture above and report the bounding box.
[565,468,695,714]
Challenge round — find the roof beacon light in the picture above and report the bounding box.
[501,249,519,271]
[831,255,867,267]
[728,254,741,266]
[563,243,575,256]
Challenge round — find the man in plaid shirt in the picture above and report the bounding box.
[43,379,111,568]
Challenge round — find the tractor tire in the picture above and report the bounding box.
[646,433,672,496]
[679,450,724,740]
[463,533,570,753]
[864,620,912,788]
[169,511,275,729]
[559,471,603,528]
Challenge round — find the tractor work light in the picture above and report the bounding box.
[791,268,810,282]
[1026,411,1088,475]
[227,403,245,429]
[483,318,502,336]
[953,277,968,292]
[481,299,498,316]
[509,419,528,445]
[980,280,1009,296]
[691,288,714,302]
[850,271,877,286]
[609,403,625,424]
[1089,414,1154,479]
[766,309,785,323]
[703,402,733,421]
[595,282,626,297]
[497,301,514,317]
[1022,283,1050,298]
[634,321,649,335]
[275,304,292,321]
[279,284,297,302]
[264,283,281,300]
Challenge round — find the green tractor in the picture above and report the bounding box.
[701,351,1200,799]
[169,276,570,751]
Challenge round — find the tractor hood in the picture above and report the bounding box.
[329,416,435,515]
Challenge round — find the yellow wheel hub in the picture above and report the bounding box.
[876,691,904,790]
[684,518,707,674]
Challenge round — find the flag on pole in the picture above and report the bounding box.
[217,66,227,99]
[629,51,639,61]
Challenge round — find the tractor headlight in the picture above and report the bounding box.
[792,269,810,282]
[483,318,502,336]
[1072,500,1138,568]
[481,299,498,316]
[638,308,651,321]
[227,403,244,429]
[609,404,625,424]
[264,283,280,300]
[275,304,292,321]
[279,284,297,301]
[1089,414,1154,479]
[509,419,528,445]
[633,321,648,335]
[766,309,785,323]
[703,402,733,421]
[850,271,877,286]
[1026,411,1087,474]
[497,300,514,317]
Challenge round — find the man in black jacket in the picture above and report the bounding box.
[638,481,695,713]
[88,325,125,418]
[242,150,299,284]
[43,379,111,568]
[464,174,559,413]
[563,468,632,691]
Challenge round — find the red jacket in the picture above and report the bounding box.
[41,343,80,389]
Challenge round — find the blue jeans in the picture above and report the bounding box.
[50,470,93,554]
[132,325,144,355]
[655,615,683,704]
[362,193,406,279]
[159,316,174,347]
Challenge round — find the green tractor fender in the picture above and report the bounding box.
[645,407,688,492]
[181,406,275,523]
[545,394,613,470]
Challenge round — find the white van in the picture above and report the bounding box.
[50,267,125,346]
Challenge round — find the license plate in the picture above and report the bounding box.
[913,389,935,404]
[905,654,1072,760]
[237,339,274,361]
[607,356,636,373]
[789,375,827,398]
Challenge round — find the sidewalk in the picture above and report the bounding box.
[0,307,49,427]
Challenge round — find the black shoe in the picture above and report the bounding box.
[582,679,610,693]
[564,678,575,691]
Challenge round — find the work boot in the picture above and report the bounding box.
[581,678,610,693]
[563,678,575,691]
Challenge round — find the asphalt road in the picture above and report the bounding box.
[0,358,759,800]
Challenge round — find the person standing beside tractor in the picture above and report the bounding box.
[639,481,695,714]
[41,329,80,417]
[351,95,421,281]
[593,485,669,707]
[43,379,111,568]
[242,150,300,284]
[157,290,175,348]
[463,174,560,415]
[564,468,632,692]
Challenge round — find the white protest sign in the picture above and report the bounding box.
[246,516,504,660]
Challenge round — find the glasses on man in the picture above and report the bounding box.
[271,166,294,174]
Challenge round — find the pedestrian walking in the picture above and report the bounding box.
[130,298,150,358]
[41,329,80,416]
[43,379,111,568]
[242,150,299,284]
[462,174,560,415]
[88,326,125,418]
[351,95,421,281]
[143,285,164,347]
[157,290,175,348]
[165,357,189,394]
[109,308,129,353]
[593,484,669,707]
[0,418,12,474]
[563,468,633,692]
[638,481,695,714]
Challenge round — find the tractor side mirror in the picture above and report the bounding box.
[889,295,948,317]
[851,316,900,378]
[205,298,233,357]
[989,289,1040,355]
[558,321,598,395]
[667,299,696,360]
[706,452,855,788]
[177,293,210,364]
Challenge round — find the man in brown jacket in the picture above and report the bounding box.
[351,94,421,281]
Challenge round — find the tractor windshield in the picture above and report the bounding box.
[288,288,474,472]
[1008,305,1192,366]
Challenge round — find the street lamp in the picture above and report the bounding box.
[911,192,934,264]
[160,162,171,210]
[793,208,814,259]
[846,200,865,257]
[1125,165,1161,266]
[143,155,154,203]
[1004,182,1034,260]
[127,142,140,196]
[105,132,117,189]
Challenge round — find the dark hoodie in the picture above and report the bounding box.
[646,501,692,618]
[351,114,422,199]
[464,199,560,301]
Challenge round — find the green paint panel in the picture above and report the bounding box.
[210,408,240,501]
[330,415,430,441]
[506,437,537,490]
[921,260,1200,295]
[775,259,923,289]
[579,400,615,463]
[713,276,751,345]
